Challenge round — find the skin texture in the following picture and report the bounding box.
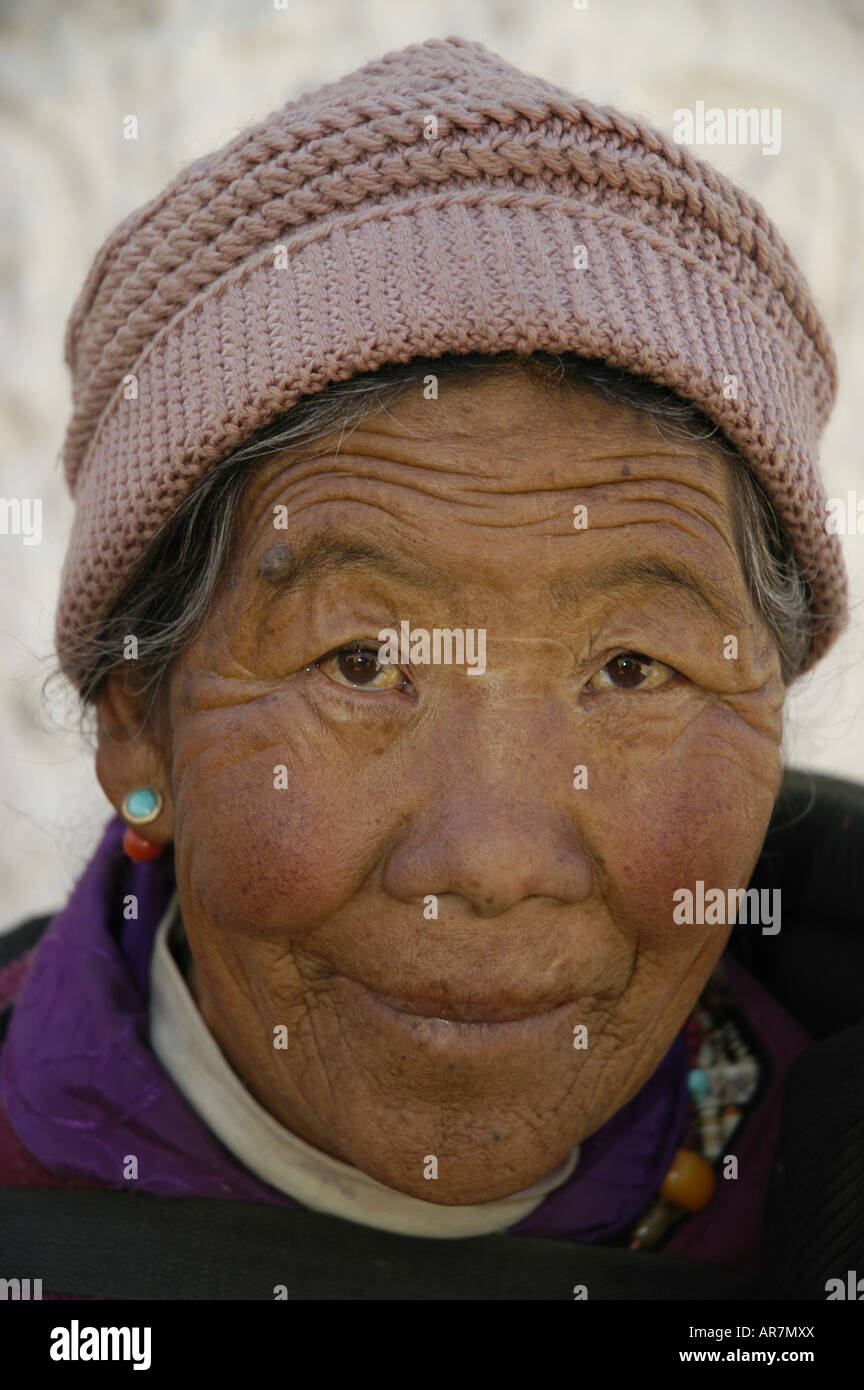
[96,365,786,1205]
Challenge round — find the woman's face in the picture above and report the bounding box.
[99,368,785,1204]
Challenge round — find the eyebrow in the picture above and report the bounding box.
[551,556,745,628]
[256,534,453,600]
[256,533,745,628]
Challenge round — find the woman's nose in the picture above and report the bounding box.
[379,689,593,917]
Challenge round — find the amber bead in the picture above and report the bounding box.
[659,1148,716,1212]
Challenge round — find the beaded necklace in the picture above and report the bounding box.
[628,961,761,1251]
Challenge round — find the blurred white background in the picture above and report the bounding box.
[1,0,862,929]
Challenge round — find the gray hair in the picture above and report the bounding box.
[56,351,813,728]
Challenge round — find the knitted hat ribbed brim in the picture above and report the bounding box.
[56,35,846,684]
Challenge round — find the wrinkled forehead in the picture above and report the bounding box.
[233,371,739,564]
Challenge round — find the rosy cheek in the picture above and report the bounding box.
[173,741,364,938]
[595,743,777,947]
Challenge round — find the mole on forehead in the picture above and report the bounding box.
[258,544,295,579]
[254,533,450,595]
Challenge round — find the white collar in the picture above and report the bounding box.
[149,892,579,1238]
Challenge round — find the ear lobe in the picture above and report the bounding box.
[95,673,174,843]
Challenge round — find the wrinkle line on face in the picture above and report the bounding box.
[552,553,747,633]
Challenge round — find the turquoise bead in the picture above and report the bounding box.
[688,1068,710,1101]
[125,786,160,821]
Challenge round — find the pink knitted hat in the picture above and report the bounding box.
[57,34,845,685]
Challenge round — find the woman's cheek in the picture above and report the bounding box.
[171,716,379,938]
[593,715,780,949]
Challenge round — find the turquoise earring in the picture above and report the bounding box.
[122,786,163,825]
[121,786,165,862]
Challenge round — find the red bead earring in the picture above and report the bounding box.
[122,826,166,862]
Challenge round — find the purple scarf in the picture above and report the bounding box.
[1,816,689,1240]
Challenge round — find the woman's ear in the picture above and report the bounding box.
[95,671,174,845]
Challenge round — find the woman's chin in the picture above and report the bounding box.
[350,1152,566,1206]
[327,1119,581,1206]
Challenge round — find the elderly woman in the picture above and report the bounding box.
[1,35,862,1304]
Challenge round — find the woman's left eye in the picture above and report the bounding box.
[586,650,677,692]
[313,643,407,692]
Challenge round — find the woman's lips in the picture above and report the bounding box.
[350,979,573,1027]
[370,992,566,1024]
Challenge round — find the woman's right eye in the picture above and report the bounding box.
[312,643,408,692]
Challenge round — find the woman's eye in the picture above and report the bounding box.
[587,651,677,692]
[314,643,406,692]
